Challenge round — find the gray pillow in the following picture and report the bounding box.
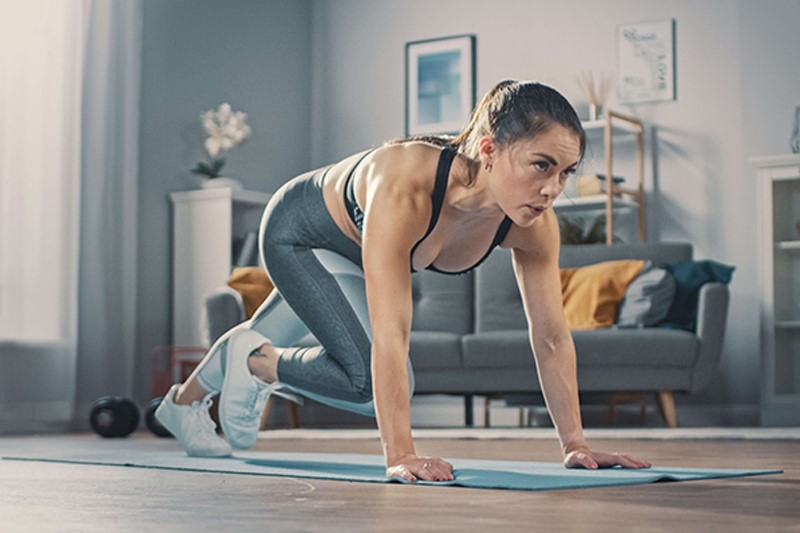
[616,262,676,328]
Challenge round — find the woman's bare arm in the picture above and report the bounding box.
[508,210,588,454]
[508,210,650,468]
[361,145,454,481]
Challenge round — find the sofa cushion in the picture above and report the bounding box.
[409,331,463,369]
[560,242,693,269]
[411,270,474,334]
[462,329,698,369]
[561,259,646,329]
[462,330,532,367]
[474,249,528,332]
[571,329,698,367]
[616,264,676,327]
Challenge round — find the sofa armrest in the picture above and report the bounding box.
[690,282,730,391]
[203,287,246,347]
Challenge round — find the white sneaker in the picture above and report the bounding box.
[155,384,232,457]
[219,329,284,449]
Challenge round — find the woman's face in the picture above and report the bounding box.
[485,125,581,227]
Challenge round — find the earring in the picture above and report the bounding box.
[484,162,493,172]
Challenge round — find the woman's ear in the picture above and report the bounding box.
[477,136,497,166]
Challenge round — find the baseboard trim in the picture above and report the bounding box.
[410,396,762,428]
[0,400,75,435]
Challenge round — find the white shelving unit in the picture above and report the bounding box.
[170,188,271,347]
[753,153,800,426]
[554,110,646,244]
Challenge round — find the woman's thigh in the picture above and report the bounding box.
[260,246,414,415]
[263,243,373,399]
[247,289,311,347]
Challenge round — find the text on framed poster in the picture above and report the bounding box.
[617,19,676,104]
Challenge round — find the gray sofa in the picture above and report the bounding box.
[205,242,730,428]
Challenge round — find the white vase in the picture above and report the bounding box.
[201,177,243,190]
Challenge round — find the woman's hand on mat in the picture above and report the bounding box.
[386,454,455,482]
[563,448,652,470]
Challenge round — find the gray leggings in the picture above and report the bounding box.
[196,168,414,417]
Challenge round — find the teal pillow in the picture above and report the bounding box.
[659,260,735,331]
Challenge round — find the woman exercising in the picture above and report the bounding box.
[156,80,651,481]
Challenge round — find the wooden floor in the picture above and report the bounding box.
[1,432,798,532]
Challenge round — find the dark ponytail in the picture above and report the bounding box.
[455,80,586,162]
[450,79,518,152]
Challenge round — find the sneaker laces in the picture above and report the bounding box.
[242,387,271,423]
[239,382,305,422]
[188,395,219,439]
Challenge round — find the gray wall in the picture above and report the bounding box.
[136,0,312,401]
[309,0,800,410]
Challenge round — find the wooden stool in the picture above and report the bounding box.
[484,394,537,428]
[608,392,648,426]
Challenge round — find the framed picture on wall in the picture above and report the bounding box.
[405,34,476,137]
[617,19,676,104]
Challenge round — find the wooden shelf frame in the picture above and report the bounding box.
[602,110,646,244]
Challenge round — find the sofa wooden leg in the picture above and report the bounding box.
[260,397,300,430]
[287,401,300,429]
[464,395,474,427]
[655,391,677,428]
[608,398,616,426]
[260,396,275,430]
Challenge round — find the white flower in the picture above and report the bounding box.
[200,103,251,157]
[205,136,221,157]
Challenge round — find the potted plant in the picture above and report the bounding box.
[192,103,251,189]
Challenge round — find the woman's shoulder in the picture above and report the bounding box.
[372,140,444,168]
[367,141,445,190]
[357,142,447,248]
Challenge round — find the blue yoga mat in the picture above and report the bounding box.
[1,446,781,492]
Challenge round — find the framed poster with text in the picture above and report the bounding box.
[617,19,676,104]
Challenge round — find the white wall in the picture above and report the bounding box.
[310,0,800,409]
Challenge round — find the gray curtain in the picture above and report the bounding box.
[74,0,142,426]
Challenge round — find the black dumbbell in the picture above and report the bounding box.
[89,396,140,438]
[144,397,173,438]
